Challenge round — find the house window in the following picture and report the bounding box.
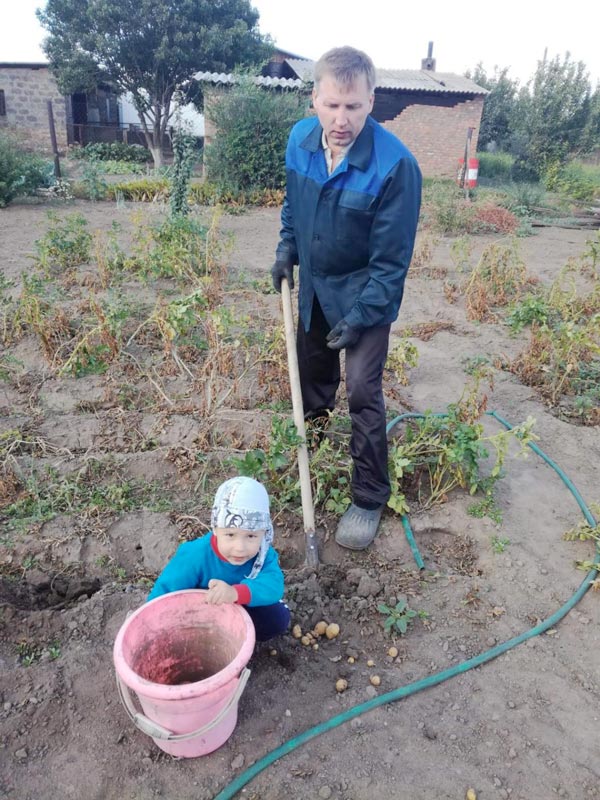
[0,90,6,116]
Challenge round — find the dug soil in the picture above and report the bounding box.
[1,200,599,800]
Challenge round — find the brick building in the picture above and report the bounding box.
[0,63,68,152]
[0,62,121,153]
[198,48,487,180]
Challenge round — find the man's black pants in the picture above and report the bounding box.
[296,299,391,509]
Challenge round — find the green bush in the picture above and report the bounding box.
[498,182,547,217]
[0,133,54,207]
[205,78,308,191]
[70,142,151,163]
[477,151,514,181]
[422,181,473,234]
[546,160,600,201]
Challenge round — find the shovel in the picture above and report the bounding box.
[280,277,319,568]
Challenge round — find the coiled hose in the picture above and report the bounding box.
[213,410,598,800]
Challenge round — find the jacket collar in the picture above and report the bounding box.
[300,116,374,172]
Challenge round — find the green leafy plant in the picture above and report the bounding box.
[490,535,511,553]
[169,128,198,218]
[388,373,536,514]
[386,338,419,385]
[35,212,92,271]
[377,599,418,635]
[506,295,552,333]
[0,133,53,207]
[16,640,42,667]
[563,506,600,585]
[205,77,308,191]
[70,142,150,163]
[468,495,503,525]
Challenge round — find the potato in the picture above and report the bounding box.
[387,647,399,658]
[300,635,311,646]
[367,659,375,667]
[292,624,302,639]
[466,790,477,800]
[314,621,328,636]
[312,643,319,651]
[325,623,340,640]
[335,678,348,693]
[347,656,355,664]
[369,675,381,687]
[269,649,277,657]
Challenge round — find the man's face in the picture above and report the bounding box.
[312,72,374,153]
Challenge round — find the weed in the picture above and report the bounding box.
[468,496,503,525]
[450,236,474,274]
[56,296,125,377]
[410,234,440,275]
[464,240,534,321]
[462,355,492,376]
[377,600,418,635]
[386,338,419,385]
[48,641,61,660]
[94,222,128,286]
[81,157,108,201]
[563,506,600,579]
[506,295,552,333]
[4,462,172,533]
[128,212,223,284]
[490,535,510,553]
[388,373,536,514]
[35,212,92,272]
[232,416,304,510]
[16,640,42,666]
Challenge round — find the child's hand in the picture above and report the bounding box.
[206,579,237,604]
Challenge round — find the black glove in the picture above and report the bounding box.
[271,260,294,293]
[326,320,361,350]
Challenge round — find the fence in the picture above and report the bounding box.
[66,122,172,153]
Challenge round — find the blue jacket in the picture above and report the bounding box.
[147,533,284,607]
[277,115,422,332]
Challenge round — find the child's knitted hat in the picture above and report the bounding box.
[211,476,274,579]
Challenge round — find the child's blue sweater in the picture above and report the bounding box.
[147,532,284,607]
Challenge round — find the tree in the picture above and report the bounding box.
[512,52,595,177]
[205,78,308,190]
[467,64,519,150]
[38,0,273,166]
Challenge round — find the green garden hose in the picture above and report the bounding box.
[213,411,598,800]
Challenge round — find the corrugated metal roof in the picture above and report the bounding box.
[375,69,487,94]
[196,60,487,95]
[285,58,487,95]
[194,71,304,89]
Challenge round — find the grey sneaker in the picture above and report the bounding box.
[335,503,384,550]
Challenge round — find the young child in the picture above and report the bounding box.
[147,476,290,641]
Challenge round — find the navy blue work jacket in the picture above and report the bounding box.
[276,115,422,332]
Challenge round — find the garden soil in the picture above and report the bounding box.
[1,201,599,800]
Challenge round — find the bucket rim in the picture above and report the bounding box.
[113,589,255,700]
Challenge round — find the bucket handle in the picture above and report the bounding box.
[116,668,251,742]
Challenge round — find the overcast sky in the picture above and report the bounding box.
[2,0,599,88]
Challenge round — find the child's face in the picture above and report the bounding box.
[214,527,265,565]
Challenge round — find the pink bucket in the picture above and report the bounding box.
[113,590,255,758]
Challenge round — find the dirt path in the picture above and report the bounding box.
[1,200,599,800]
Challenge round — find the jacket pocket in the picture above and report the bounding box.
[336,190,375,244]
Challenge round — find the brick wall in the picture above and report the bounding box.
[0,66,67,152]
[383,97,484,178]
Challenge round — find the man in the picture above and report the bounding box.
[271,46,422,550]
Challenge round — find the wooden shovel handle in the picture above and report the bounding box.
[280,278,319,568]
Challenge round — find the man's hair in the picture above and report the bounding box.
[314,46,376,94]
